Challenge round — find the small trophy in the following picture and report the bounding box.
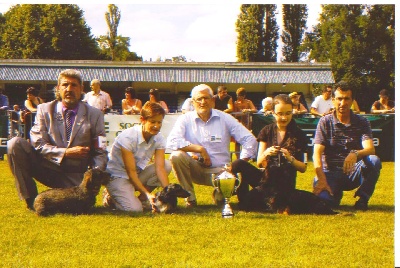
[211,164,241,218]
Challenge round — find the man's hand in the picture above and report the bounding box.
[65,146,90,159]
[343,152,357,175]
[313,179,333,196]
[199,149,212,167]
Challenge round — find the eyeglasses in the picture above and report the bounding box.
[326,90,332,93]
[273,111,293,117]
[193,96,212,103]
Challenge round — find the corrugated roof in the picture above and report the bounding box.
[0,61,335,84]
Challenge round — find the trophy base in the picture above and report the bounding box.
[221,203,234,218]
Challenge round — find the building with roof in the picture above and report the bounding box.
[0,59,335,112]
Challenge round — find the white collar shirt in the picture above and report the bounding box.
[166,109,257,168]
[106,124,166,179]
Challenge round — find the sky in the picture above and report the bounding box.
[0,2,322,62]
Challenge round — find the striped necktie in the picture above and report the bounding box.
[65,110,74,141]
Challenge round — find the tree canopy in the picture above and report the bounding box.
[0,4,101,60]
[236,4,279,62]
[281,4,308,62]
[96,4,142,61]
[301,4,394,109]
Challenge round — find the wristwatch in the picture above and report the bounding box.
[350,150,359,158]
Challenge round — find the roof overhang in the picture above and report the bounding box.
[0,59,335,84]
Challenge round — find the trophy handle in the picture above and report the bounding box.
[211,173,219,191]
[235,172,242,191]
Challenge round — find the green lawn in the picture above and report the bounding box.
[0,156,394,268]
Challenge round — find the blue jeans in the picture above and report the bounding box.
[313,155,381,207]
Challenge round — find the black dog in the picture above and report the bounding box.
[33,168,111,216]
[243,164,337,215]
[152,183,190,213]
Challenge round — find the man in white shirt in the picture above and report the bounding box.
[181,97,194,114]
[166,84,257,207]
[83,79,113,113]
[310,85,334,117]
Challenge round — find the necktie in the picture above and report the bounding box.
[65,110,73,141]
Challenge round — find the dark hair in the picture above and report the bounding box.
[379,89,389,97]
[149,88,161,102]
[273,94,293,110]
[323,85,333,93]
[26,87,38,96]
[125,87,136,98]
[141,101,166,119]
[236,87,246,96]
[334,80,353,99]
[217,85,227,92]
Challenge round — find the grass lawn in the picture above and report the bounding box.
[0,155,394,267]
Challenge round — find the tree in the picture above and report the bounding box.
[281,4,308,62]
[301,4,395,110]
[105,4,120,61]
[236,4,279,62]
[0,4,101,59]
[97,4,142,61]
[97,35,142,61]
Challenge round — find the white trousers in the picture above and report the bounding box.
[106,160,171,212]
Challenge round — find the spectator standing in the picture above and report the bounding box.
[260,97,274,115]
[0,88,9,111]
[121,87,142,115]
[25,87,44,113]
[181,97,194,114]
[83,79,113,113]
[213,85,233,113]
[289,92,308,114]
[148,88,169,113]
[370,89,395,114]
[10,104,22,137]
[233,87,257,158]
[310,85,334,117]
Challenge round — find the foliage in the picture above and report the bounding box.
[97,4,142,61]
[281,4,308,62]
[104,4,120,61]
[236,4,279,62]
[0,156,394,267]
[0,4,101,60]
[301,4,395,110]
[97,35,142,61]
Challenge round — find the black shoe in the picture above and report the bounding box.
[25,197,35,211]
[354,198,368,211]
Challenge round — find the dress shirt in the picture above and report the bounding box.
[166,109,257,168]
[83,90,112,111]
[107,124,166,179]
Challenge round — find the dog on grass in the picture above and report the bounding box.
[242,164,338,215]
[152,183,190,213]
[33,168,111,216]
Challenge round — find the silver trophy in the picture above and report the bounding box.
[211,164,241,218]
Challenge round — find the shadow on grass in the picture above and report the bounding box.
[337,204,394,213]
[87,203,394,218]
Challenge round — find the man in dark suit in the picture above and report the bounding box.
[7,69,108,210]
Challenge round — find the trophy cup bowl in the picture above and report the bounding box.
[211,167,241,218]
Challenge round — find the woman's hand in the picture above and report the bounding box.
[263,146,280,159]
[280,148,292,162]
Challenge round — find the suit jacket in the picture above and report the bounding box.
[30,100,108,173]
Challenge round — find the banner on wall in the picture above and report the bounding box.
[252,114,395,161]
[104,114,181,153]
